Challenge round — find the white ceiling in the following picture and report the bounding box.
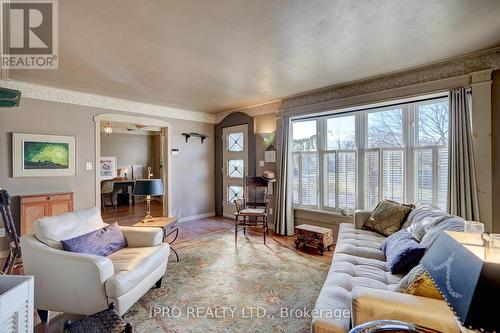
[10,0,500,113]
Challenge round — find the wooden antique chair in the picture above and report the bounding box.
[101,179,115,211]
[234,176,270,244]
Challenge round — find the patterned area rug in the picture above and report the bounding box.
[124,232,330,333]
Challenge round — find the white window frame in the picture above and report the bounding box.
[291,97,449,212]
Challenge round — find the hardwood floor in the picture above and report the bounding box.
[101,200,163,225]
[29,212,333,333]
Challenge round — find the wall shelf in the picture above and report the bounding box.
[182,132,208,144]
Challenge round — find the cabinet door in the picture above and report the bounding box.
[22,203,49,234]
[50,201,72,216]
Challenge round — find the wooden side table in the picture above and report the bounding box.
[133,217,180,262]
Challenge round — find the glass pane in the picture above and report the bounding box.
[227,185,243,203]
[292,153,300,205]
[367,109,403,148]
[338,152,356,210]
[417,101,449,146]
[293,120,317,152]
[227,159,244,178]
[227,132,244,151]
[382,150,404,203]
[327,116,356,150]
[324,153,336,208]
[364,150,379,210]
[414,149,433,204]
[301,153,318,206]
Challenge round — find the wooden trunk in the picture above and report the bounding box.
[20,192,73,235]
[294,224,334,256]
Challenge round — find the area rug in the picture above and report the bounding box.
[124,231,330,333]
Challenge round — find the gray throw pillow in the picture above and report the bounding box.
[363,200,414,237]
[406,206,450,241]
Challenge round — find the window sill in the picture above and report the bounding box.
[294,208,354,226]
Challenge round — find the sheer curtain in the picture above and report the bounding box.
[274,116,294,236]
[448,87,480,221]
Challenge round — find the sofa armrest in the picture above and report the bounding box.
[351,287,460,333]
[20,234,114,315]
[120,226,163,247]
[354,210,371,229]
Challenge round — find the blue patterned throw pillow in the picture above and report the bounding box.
[61,222,127,256]
[380,229,425,274]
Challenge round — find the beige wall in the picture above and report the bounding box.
[492,70,500,232]
[100,132,153,177]
[254,113,277,226]
[0,98,215,251]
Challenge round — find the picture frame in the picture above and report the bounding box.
[12,133,76,177]
[100,156,117,180]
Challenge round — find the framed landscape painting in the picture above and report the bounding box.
[13,133,76,177]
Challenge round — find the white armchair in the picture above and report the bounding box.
[20,207,170,321]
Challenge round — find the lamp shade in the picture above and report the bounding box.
[133,179,164,196]
[421,231,500,332]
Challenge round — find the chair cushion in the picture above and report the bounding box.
[239,208,265,214]
[362,200,414,237]
[61,222,127,256]
[35,207,108,249]
[105,244,170,297]
[381,229,425,274]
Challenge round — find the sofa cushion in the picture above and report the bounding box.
[381,229,425,274]
[419,216,464,248]
[334,224,386,261]
[61,222,127,256]
[35,207,108,249]
[362,200,414,237]
[405,205,449,241]
[105,244,170,297]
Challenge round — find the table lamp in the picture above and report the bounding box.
[421,231,500,332]
[133,179,163,222]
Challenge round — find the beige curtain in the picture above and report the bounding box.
[448,88,480,221]
[275,116,294,236]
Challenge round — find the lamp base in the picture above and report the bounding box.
[141,214,154,223]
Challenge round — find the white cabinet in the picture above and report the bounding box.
[0,276,34,333]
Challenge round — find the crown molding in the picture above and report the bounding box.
[215,46,500,120]
[0,79,217,123]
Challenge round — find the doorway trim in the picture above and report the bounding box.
[94,113,172,216]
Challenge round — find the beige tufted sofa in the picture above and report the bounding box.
[311,208,463,333]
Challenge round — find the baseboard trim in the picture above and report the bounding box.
[222,213,234,219]
[178,211,216,223]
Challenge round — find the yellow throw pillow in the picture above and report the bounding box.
[398,264,443,300]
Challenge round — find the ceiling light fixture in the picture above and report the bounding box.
[104,122,113,136]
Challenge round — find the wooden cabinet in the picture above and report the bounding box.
[20,192,73,235]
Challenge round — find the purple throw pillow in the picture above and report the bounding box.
[380,229,425,274]
[61,222,127,256]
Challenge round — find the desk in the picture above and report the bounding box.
[113,180,135,205]
[133,217,180,262]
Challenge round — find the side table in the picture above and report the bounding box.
[133,217,180,262]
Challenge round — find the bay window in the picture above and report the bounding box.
[291,97,449,212]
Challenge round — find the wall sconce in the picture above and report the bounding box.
[260,133,276,163]
[259,132,275,150]
[104,122,113,136]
